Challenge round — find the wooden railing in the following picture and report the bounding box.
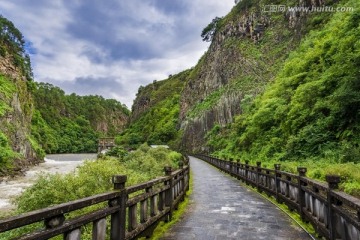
[0,161,190,240]
[196,154,360,240]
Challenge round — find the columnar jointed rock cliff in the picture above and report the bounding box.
[179,0,324,152]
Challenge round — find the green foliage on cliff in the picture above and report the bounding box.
[117,70,189,149]
[0,74,15,117]
[31,82,130,153]
[0,15,32,80]
[201,17,222,42]
[0,132,20,173]
[209,1,360,161]
[0,75,23,173]
[206,0,360,195]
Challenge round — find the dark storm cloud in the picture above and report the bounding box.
[65,0,171,61]
[64,0,201,62]
[150,0,189,14]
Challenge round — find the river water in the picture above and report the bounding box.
[0,153,97,213]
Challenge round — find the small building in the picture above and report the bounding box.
[98,137,115,153]
[150,145,170,149]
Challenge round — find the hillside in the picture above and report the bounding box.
[207,0,360,164]
[0,15,42,176]
[127,0,360,193]
[117,70,189,149]
[0,15,130,175]
[31,82,130,153]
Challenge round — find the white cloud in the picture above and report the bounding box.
[0,0,235,108]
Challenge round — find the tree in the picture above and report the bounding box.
[201,17,222,42]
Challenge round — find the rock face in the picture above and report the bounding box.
[0,55,41,170]
[95,112,129,134]
[179,0,327,152]
[129,0,334,152]
[131,87,151,123]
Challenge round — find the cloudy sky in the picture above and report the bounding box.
[0,0,234,108]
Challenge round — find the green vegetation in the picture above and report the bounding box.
[206,0,360,196]
[117,70,189,149]
[0,74,31,174]
[1,145,183,239]
[0,15,32,80]
[31,82,130,153]
[201,17,222,42]
[0,74,15,117]
[0,15,129,175]
[0,132,20,174]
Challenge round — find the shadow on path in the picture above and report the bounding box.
[160,156,311,240]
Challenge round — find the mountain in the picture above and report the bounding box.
[129,0,360,164]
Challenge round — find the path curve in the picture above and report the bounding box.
[161,156,311,240]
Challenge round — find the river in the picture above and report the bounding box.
[0,153,97,213]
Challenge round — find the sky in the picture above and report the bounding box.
[0,0,235,108]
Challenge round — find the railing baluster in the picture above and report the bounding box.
[65,228,81,240]
[158,192,164,211]
[128,204,138,231]
[149,187,157,217]
[92,218,106,240]
[140,199,148,224]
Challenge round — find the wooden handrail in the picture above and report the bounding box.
[196,154,360,240]
[0,162,190,240]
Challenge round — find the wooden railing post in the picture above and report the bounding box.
[256,162,261,193]
[179,161,185,201]
[245,160,250,185]
[178,160,184,169]
[164,166,173,222]
[297,167,307,221]
[326,175,341,240]
[274,164,281,203]
[236,159,240,179]
[110,175,127,240]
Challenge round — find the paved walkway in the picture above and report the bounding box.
[160,156,311,240]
